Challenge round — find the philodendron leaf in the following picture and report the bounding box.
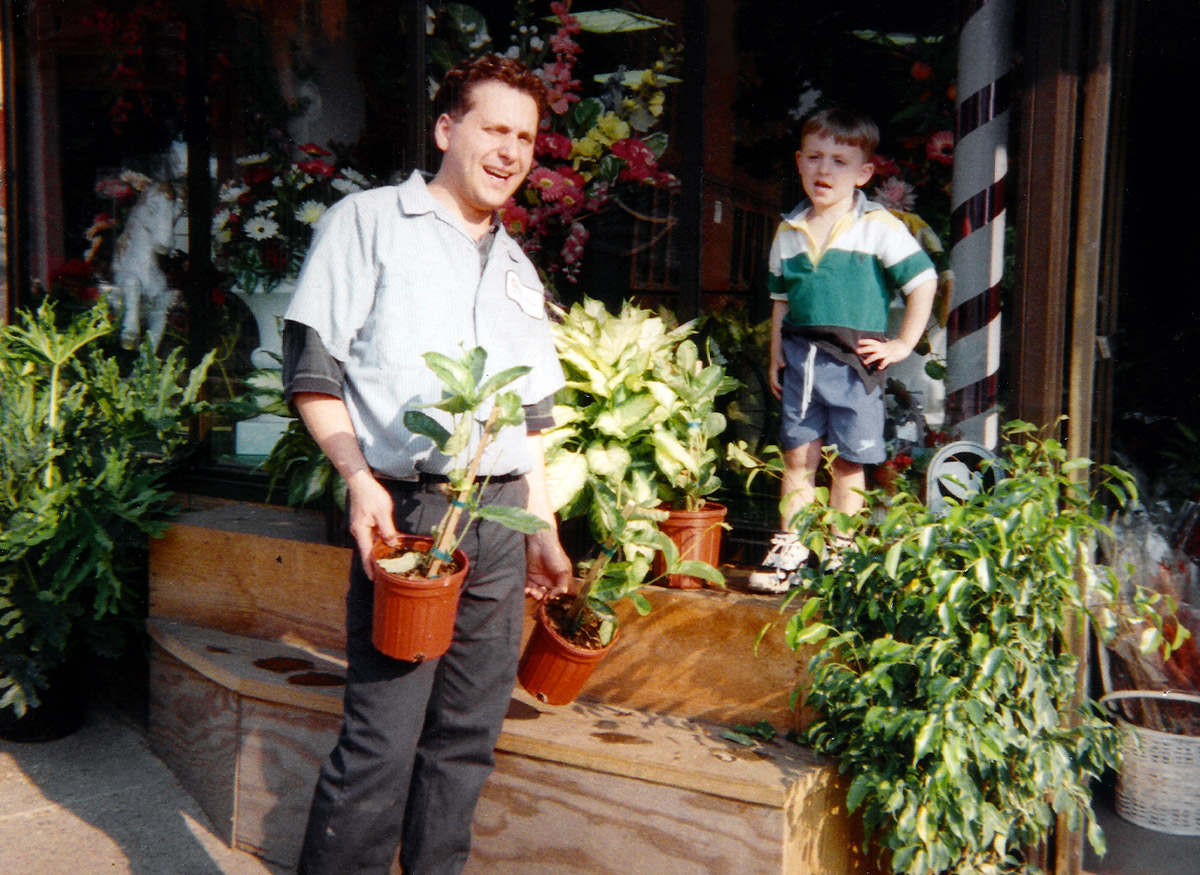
[476,365,532,401]
[404,410,452,450]
[474,504,548,534]
[421,350,475,398]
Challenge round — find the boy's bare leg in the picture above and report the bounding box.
[828,456,866,517]
[748,439,823,593]
[780,439,823,529]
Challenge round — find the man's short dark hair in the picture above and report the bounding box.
[433,54,549,122]
[800,107,880,160]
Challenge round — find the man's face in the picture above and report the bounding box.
[795,132,874,214]
[433,80,539,225]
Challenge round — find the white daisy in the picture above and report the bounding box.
[331,178,362,195]
[219,182,249,203]
[254,198,278,213]
[244,216,280,240]
[341,168,370,186]
[294,200,327,225]
[212,209,230,232]
[236,152,271,165]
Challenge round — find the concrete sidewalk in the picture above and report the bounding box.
[0,702,288,875]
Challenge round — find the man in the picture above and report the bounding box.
[282,55,573,875]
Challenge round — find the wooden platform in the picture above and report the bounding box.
[147,503,873,873]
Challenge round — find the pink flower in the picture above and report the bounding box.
[299,143,332,157]
[549,31,580,57]
[910,61,934,81]
[95,178,135,199]
[527,166,585,204]
[550,1,581,33]
[536,131,573,160]
[926,131,955,165]
[873,178,916,212]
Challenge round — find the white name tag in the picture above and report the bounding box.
[506,270,545,319]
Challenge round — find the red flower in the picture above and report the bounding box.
[536,131,573,160]
[244,165,274,186]
[498,199,531,236]
[297,159,337,178]
[299,143,332,157]
[260,242,288,273]
[910,61,934,81]
[926,131,955,165]
[871,153,900,180]
[211,287,227,307]
[611,137,668,184]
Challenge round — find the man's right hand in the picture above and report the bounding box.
[346,469,398,580]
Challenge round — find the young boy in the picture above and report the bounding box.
[748,107,937,593]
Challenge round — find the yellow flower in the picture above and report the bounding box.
[592,113,631,145]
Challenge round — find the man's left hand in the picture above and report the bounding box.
[525,528,573,601]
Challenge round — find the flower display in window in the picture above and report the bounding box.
[211,146,375,293]
[428,0,680,294]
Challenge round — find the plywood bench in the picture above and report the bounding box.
[148,503,874,874]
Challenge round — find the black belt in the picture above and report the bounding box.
[379,471,524,487]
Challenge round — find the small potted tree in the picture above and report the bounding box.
[368,347,550,663]
[649,336,738,587]
[780,421,1178,875]
[520,299,720,704]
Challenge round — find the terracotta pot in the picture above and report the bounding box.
[370,536,468,662]
[518,602,615,706]
[653,501,727,589]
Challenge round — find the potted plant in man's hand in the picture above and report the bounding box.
[370,347,549,663]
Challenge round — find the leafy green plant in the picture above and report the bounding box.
[780,421,1173,875]
[543,298,721,645]
[650,336,738,512]
[376,347,549,579]
[0,303,213,718]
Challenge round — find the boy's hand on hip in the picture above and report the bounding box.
[857,337,912,371]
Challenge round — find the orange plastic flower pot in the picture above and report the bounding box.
[370,536,468,663]
[517,602,615,706]
[653,501,727,589]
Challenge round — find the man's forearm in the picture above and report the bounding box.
[292,391,371,482]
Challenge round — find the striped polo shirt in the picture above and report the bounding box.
[285,172,564,480]
[768,191,936,334]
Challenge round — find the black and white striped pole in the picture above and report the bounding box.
[945,0,1013,448]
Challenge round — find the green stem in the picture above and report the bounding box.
[426,405,502,579]
[563,542,613,633]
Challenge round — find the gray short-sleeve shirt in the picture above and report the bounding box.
[284,172,564,479]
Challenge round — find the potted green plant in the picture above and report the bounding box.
[368,347,550,663]
[649,335,738,588]
[780,421,1177,875]
[520,299,720,704]
[0,303,213,740]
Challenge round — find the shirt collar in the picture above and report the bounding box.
[395,171,524,263]
[782,188,870,229]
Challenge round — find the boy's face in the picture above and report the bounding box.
[795,132,875,214]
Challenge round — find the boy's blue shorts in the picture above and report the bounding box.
[780,334,886,465]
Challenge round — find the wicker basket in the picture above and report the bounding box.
[1100,690,1200,835]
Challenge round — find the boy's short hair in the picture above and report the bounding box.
[800,107,880,160]
[433,54,549,122]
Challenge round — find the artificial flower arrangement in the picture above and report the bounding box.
[428,0,680,294]
[211,144,375,293]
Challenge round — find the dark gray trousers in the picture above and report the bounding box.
[297,477,528,875]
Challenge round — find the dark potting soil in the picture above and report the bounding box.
[544,593,608,651]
